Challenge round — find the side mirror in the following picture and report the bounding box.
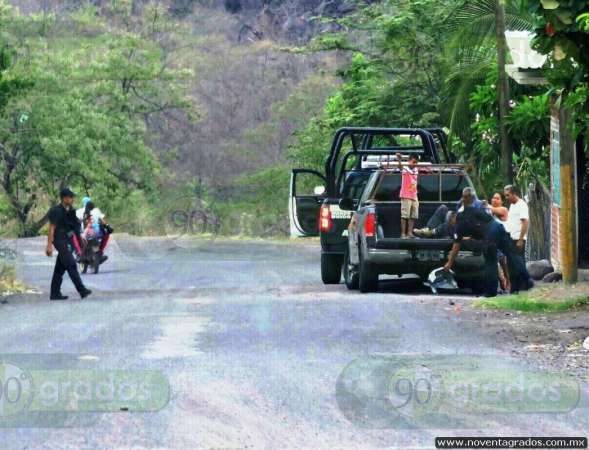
[339,198,354,211]
[313,185,326,196]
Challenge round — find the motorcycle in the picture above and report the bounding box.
[80,235,103,274]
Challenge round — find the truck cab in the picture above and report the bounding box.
[289,127,449,284]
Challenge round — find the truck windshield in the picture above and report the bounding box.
[340,171,372,199]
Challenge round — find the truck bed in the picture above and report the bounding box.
[374,237,486,253]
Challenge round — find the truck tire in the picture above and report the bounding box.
[321,253,343,284]
[458,277,486,295]
[359,252,378,293]
[343,251,359,290]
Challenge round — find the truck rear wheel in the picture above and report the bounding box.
[343,251,359,290]
[359,252,378,293]
[321,253,343,284]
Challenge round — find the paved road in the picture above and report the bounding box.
[0,236,587,449]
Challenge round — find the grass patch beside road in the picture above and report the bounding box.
[0,264,28,297]
[475,285,589,313]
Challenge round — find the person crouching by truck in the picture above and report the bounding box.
[443,189,532,297]
[46,188,92,301]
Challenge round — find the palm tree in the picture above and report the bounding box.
[443,0,534,183]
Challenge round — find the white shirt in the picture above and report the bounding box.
[507,199,529,240]
[90,207,105,223]
[76,207,85,221]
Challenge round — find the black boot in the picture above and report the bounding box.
[50,293,69,301]
[80,288,92,299]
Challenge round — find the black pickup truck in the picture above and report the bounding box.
[289,127,453,284]
[340,166,486,292]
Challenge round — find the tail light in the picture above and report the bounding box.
[319,204,333,232]
[364,211,376,237]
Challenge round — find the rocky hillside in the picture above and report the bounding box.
[9,0,344,188]
[14,0,353,43]
[171,0,354,42]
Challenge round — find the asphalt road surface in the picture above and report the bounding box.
[0,235,587,449]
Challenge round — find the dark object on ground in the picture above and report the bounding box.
[50,294,68,300]
[80,288,92,299]
[543,272,563,283]
[424,268,459,295]
[527,259,554,280]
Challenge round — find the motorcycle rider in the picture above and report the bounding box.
[82,200,110,264]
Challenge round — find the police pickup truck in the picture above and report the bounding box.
[289,127,455,284]
[340,165,486,292]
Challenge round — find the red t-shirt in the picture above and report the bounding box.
[400,166,418,200]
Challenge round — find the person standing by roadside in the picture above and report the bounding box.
[488,192,509,222]
[504,185,532,292]
[46,188,92,301]
[488,192,511,292]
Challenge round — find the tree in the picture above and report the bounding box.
[530,0,589,135]
[0,2,193,236]
[444,0,534,183]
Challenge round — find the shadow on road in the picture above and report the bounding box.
[374,275,475,296]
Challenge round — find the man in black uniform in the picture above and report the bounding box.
[444,188,532,297]
[46,188,92,300]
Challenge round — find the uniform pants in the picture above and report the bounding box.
[50,240,86,296]
[483,222,531,296]
[425,205,452,238]
[509,239,527,292]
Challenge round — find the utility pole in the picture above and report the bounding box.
[558,103,578,283]
[496,0,514,184]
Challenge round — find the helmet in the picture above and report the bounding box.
[82,196,91,207]
[424,267,458,294]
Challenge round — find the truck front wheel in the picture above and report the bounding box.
[321,253,343,284]
[359,252,378,293]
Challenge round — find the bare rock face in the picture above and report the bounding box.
[171,0,353,42]
[526,259,554,280]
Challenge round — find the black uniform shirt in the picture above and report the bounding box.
[453,206,493,243]
[48,204,80,243]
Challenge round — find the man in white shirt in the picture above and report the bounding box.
[504,185,530,254]
[503,185,534,292]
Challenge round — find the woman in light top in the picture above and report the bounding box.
[487,192,510,292]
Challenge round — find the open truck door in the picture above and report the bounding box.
[289,169,327,237]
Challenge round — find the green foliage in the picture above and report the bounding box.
[454,67,550,194]
[290,0,457,172]
[216,166,291,236]
[476,291,589,312]
[442,0,534,145]
[529,0,589,134]
[0,2,193,236]
[507,93,550,150]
